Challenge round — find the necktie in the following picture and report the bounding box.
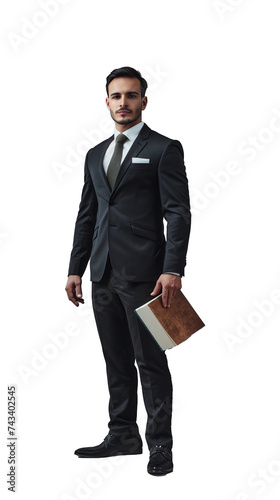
[107,133,128,189]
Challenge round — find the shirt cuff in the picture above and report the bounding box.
[163,272,181,276]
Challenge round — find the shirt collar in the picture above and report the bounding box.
[114,122,145,142]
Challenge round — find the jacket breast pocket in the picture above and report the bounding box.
[131,161,152,170]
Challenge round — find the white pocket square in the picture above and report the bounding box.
[132,157,150,164]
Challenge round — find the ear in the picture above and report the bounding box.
[105,97,110,109]
[142,96,148,110]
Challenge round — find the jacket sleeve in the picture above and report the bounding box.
[158,140,191,276]
[67,151,98,277]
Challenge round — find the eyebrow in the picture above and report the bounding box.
[110,91,140,97]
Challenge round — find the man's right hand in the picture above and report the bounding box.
[65,275,84,307]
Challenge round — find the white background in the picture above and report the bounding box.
[1,1,280,499]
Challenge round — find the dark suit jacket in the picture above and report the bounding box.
[68,123,191,282]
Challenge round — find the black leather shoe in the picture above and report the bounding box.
[147,445,173,476]
[74,433,143,458]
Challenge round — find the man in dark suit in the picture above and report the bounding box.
[65,67,191,475]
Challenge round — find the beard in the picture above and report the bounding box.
[110,107,142,126]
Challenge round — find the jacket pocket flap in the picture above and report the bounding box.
[130,223,161,242]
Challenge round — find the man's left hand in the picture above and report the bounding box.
[150,274,182,308]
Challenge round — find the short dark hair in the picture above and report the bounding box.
[106,66,148,98]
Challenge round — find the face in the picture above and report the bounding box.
[106,77,147,131]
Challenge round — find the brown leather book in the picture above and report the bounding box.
[135,290,205,350]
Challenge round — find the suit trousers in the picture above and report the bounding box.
[91,256,173,450]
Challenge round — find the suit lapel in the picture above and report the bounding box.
[98,135,114,194]
[112,124,151,193]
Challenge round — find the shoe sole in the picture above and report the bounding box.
[76,449,143,458]
[147,467,173,476]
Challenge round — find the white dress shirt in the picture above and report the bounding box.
[103,121,145,174]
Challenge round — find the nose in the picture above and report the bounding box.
[119,94,127,108]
